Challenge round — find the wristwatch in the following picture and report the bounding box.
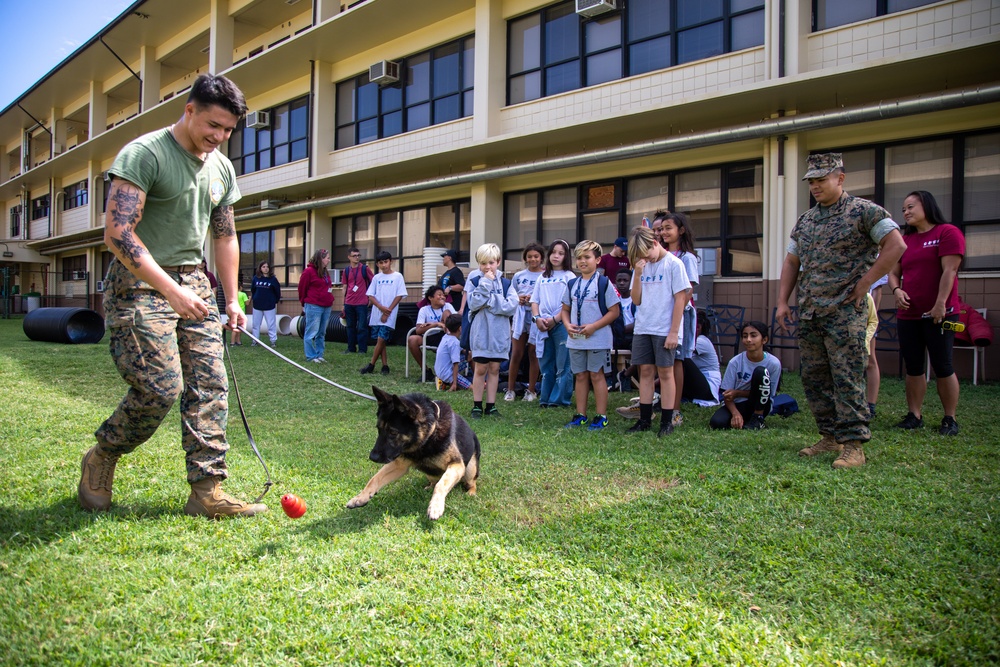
[531,315,539,323]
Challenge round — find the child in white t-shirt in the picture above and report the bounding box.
[709,321,783,430]
[505,243,546,402]
[408,285,456,381]
[626,225,691,436]
[434,314,471,390]
[561,240,621,431]
[360,251,408,376]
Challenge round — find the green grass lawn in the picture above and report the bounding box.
[0,316,997,665]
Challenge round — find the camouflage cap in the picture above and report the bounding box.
[802,153,844,180]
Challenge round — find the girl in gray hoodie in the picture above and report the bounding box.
[468,243,519,418]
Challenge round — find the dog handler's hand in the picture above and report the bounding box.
[225,300,246,330]
[167,285,210,322]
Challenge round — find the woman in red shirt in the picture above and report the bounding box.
[297,249,334,363]
[888,191,965,436]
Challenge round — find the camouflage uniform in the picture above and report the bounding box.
[96,260,230,482]
[790,156,898,445]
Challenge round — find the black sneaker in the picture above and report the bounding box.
[627,419,652,434]
[894,412,923,429]
[486,406,501,417]
[657,421,674,437]
[359,363,375,375]
[423,368,436,382]
[381,365,390,375]
[939,416,959,436]
[744,414,767,431]
[470,406,484,419]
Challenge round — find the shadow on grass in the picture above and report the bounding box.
[0,496,178,547]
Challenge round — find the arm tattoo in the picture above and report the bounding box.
[109,184,143,229]
[111,228,148,269]
[210,205,235,239]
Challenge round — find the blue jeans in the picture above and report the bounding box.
[538,323,573,406]
[303,303,331,360]
[344,303,369,353]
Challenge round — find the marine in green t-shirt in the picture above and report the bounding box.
[80,73,268,520]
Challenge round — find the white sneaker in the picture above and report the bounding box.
[616,402,642,419]
[523,390,537,402]
[504,390,516,402]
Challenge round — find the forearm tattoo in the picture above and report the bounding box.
[211,205,235,238]
[111,228,147,269]
[108,182,147,269]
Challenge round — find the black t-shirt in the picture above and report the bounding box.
[439,266,465,304]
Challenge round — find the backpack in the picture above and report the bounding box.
[770,393,799,418]
[467,274,512,323]
[567,274,626,341]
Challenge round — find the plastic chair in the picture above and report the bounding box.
[404,327,441,383]
[705,304,745,360]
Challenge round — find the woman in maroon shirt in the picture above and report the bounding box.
[297,249,334,363]
[888,191,965,436]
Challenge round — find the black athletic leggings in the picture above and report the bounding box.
[709,366,774,430]
[681,358,717,402]
[897,315,957,379]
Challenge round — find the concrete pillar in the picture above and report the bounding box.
[472,0,505,141]
[210,0,235,74]
[784,0,811,77]
[89,81,108,139]
[140,45,161,110]
[470,181,503,251]
[311,60,335,177]
[316,0,342,23]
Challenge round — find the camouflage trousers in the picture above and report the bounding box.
[95,260,230,482]
[798,305,871,444]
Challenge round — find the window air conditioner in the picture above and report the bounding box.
[260,199,281,211]
[246,110,271,129]
[369,60,400,86]
[575,0,617,17]
[96,280,105,293]
[71,270,87,280]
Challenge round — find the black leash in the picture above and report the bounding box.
[222,333,273,504]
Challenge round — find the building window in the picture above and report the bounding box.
[508,0,764,104]
[814,0,939,31]
[828,129,1000,271]
[228,96,309,176]
[238,222,306,287]
[63,181,88,210]
[62,255,86,281]
[503,160,764,276]
[333,200,471,282]
[9,206,20,238]
[31,195,50,221]
[336,36,475,149]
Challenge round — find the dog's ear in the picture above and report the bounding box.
[393,393,421,419]
[372,385,393,405]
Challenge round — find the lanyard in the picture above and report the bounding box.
[575,274,597,327]
[430,307,443,322]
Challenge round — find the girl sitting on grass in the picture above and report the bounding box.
[709,320,782,431]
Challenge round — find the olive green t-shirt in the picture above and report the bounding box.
[109,127,241,267]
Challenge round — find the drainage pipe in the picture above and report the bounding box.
[237,83,1000,223]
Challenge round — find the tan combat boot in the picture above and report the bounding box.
[832,441,867,469]
[184,477,268,519]
[79,446,121,511]
[798,434,843,457]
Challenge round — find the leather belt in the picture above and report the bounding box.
[161,265,199,274]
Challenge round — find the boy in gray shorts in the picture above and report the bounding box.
[561,240,621,431]
[627,226,691,436]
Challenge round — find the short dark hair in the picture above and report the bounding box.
[522,242,546,261]
[615,268,632,280]
[445,313,463,332]
[376,251,392,262]
[425,285,444,299]
[187,73,247,118]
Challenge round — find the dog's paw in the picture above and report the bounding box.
[426,498,445,520]
[346,494,369,509]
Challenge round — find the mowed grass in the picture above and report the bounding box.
[0,316,997,666]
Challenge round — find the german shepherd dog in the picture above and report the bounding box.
[347,386,481,520]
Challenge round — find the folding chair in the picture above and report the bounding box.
[874,309,904,379]
[705,304,745,361]
[404,327,441,383]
